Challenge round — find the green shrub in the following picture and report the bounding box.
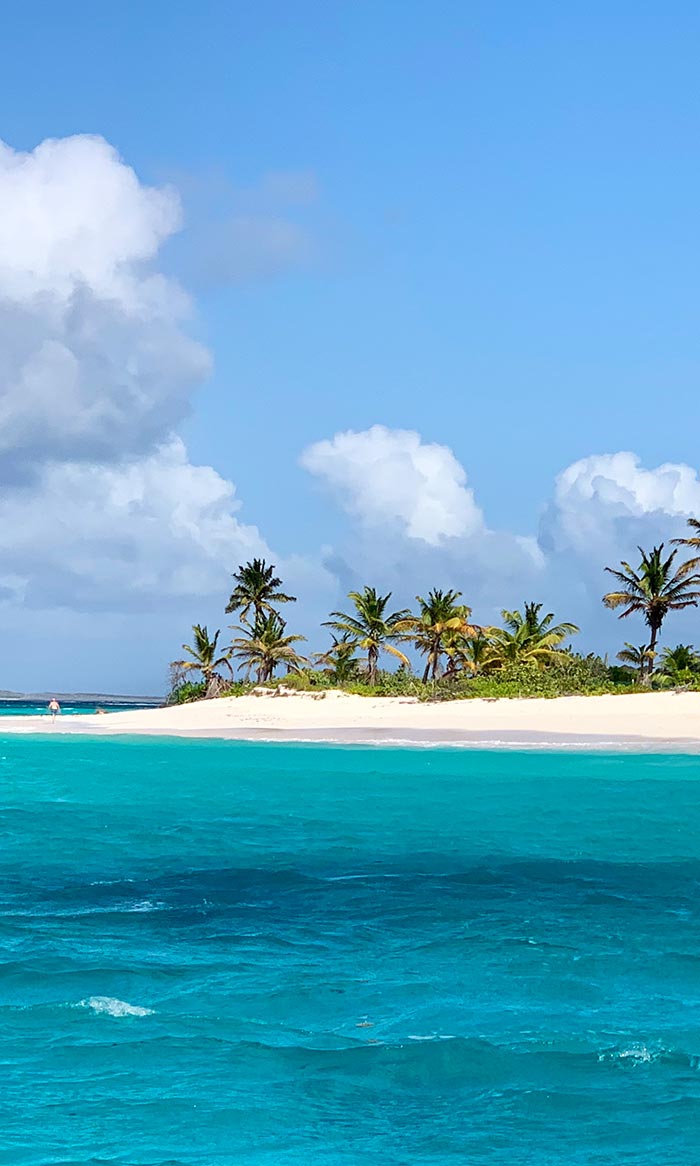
[428,654,631,700]
[168,653,641,704]
[266,669,335,691]
[344,669,425,698]
[167,678,253,703]
[167,680,207,704]
[653,668,700,690]
[217,680,254,697]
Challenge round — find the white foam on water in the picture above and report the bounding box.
[80,995,154,1017]
[599,1043,654,1064]
[618,1046,654,1063]
[407,1033,456,1042]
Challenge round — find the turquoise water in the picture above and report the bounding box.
[3,738,700,1164]
[0,700,158,716]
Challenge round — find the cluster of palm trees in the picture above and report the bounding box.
[173,561,582,693]
[603,522,700,681]
[172,518,700,696]
[174,561,304,692]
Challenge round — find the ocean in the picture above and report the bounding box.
[0,700,158,717]
[2,737,700,1164]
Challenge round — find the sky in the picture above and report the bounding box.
[1,0,700,692]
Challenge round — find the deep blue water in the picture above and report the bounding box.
[3,738,700,1164]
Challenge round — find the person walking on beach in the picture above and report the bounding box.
[48,698,61,722]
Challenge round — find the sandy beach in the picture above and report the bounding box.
[2,689,700,748]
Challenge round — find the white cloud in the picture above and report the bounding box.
[540,451,700,557]
[0,134,179,301]
[301,425,484,544]
[0,133,318,690]
[0,134,209,474]
[300,425,545,629]
[4,130,700,689]
[0,134,272,634]
[534,452,700,650]
[0,438,268,612]
[299,429,700,652]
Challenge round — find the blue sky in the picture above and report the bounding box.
[6,1,700,540]
[0,2,699,690]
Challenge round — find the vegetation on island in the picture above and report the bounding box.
[169,523,700,702]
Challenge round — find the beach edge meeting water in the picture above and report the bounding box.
[2,689,700,748]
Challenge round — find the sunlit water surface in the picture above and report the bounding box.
[2,737,700,1164]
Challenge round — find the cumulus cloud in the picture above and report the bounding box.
[5,129,700,689]
[0,438,268,612]
[0,132,273,638]
[0,133,329,689]
[300,425,546,629]
[301,425,485,544]
[0,134,209,475]
[533,451,700,649]
[540,451,700,557]
[299,427,700,651]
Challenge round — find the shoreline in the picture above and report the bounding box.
[2,690,700,751]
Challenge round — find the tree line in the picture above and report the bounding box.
[170,518,700,699]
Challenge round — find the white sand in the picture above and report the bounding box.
[4,689,700,748]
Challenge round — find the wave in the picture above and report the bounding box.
[78,996,154,1018]
[176,1034,700,1088]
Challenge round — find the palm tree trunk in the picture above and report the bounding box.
[645,620,662,683]
[422,658,431,684]
[368,645,378,685]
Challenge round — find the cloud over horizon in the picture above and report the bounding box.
[301,428,700,650]
[0,134,267,638]
[2,131,700,691]
[0,438,268,611]
[301,425,485,545]
[0,135,210,475]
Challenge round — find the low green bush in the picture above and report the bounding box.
[217,680,255,697]
[266,669,335,691]
[167,680,207,704]
[652,669,700,690]
[168,652,642,703]
[429,654,632,700]
[344,670,426,698]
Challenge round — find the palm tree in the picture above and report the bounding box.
[671,517,700,567]
[616,642,656,682]
[231,612,307,683]
[173,625,233,694]
[314,634,360,685]
[659,643,700,676]
[488,602,579,669]
[226,558,296,625]
[603,544,700,680]
[402,589,478,682]
[324,587,411,685]
[444,629,498,678]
